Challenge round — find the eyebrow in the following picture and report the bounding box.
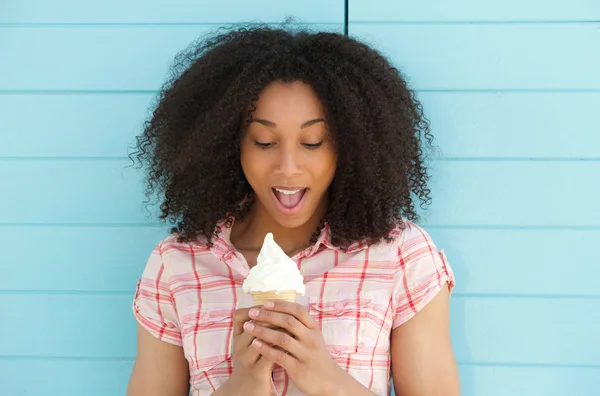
[249,118,327,129]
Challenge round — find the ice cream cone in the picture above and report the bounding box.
[243,233,305,309]
[250,290,297,306]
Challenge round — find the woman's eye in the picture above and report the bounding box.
[304,142,323,149]
[254,141,273,148]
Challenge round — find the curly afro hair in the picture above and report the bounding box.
[131,24,434,247]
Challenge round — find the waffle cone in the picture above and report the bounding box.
[250,290,297,306]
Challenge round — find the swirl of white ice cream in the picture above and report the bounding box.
[242,233,306,295]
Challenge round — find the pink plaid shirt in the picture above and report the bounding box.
[133,219,455,396]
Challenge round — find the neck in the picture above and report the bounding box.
[230,196,326,256]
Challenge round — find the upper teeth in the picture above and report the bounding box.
[275,188,301,195]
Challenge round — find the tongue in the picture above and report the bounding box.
[274,189,305,208]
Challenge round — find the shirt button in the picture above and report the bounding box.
[334,302,343,310]
[201,312,211,321]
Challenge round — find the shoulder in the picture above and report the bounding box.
[156,233,211,257]
[140,233,213,279]
[369,219,437,254]
[387,220,456,328]
[393,219,455,289]
[373,219,454,285]
[394,219,438,254]
[355,219,437,264]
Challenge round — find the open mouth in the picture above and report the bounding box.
[272,187,308,214]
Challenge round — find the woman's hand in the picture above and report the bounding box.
[242,301,346,396]
[215,308,273,396]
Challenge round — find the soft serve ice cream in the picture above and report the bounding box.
[243,233,306,305]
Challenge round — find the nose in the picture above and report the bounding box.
[274,145,302,177]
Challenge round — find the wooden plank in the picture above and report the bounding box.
[0,24,343,91]
[427,228,600,296]
[0,294,137,358]
[419,92,600,159]
[3,92,600,158]
[458,365,600,396]
[450,297,600,365]
[0,160,153,223]
[4,24,597,91]
[0,359,134,396]
[0,93,153,158]
[0,226,168,291]
[1,294,598,365]
[350,0,600,22]
[349,23,600,90]
[0,0,344,23]
[423,161,600,227]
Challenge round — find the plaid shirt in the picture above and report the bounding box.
[133,219,455,396]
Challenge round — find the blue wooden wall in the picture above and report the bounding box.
[1,1,599,395]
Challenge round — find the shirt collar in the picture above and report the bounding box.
[310,222,369,256]
[211,218,368,260]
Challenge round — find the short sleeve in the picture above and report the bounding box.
[392,221,455,329]
[132,242,183,346]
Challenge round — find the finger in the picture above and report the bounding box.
[234,331,263,367]
[238,323,293,349]
[248,307,307,340]
[244,321,305,359]
[235,330,256,348]
[262,301,317,330]
[253,301,318,331]
[240,340,262,367]
[252,338,298,373]
[233,308,251,336]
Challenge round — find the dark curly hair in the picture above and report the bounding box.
[131,23,434,247]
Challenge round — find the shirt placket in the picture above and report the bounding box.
[271,364,288,395]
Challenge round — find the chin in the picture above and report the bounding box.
[272,214,313,230]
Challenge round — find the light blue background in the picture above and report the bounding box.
[1,1,599,395]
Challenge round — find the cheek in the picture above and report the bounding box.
[239,146,254,180]
[312,150,337,185]
[240,150,268,186]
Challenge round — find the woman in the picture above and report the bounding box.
[127,25,460,396]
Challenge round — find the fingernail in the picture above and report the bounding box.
[252,339,263,348]
[249,308,259,318]
[264,301,275,309]
[243,322,254,332]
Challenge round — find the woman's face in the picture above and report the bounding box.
[240,80,336,229]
